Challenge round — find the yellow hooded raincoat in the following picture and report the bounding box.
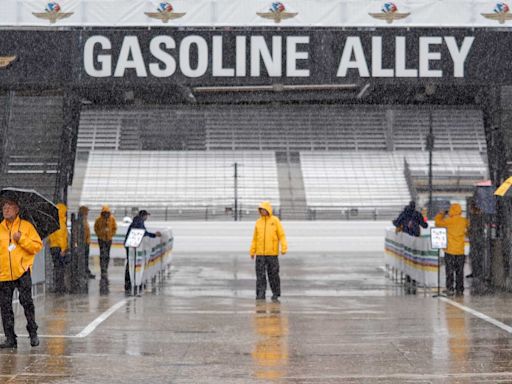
[250,202,288,257]
[48,203,68,251]
[434,203,468,255]
[94,205,117,242]
[0,216,43,282]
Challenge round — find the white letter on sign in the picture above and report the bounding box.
[149,36,177,78]
[371,36,393,77]
[444,36,474,78]
[114,36,148,77]
[180,36,209,78]
[419,37,442,78]
[251,36,282,77]
[395,37,418,77]
[84,36,112,77]
[287,36,310,77]
[337,37,369,77]
[213,36,235,77]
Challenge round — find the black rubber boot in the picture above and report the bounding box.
[0,339,17,349]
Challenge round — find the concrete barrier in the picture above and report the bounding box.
[384,227,442,288]
[90,224,174,288]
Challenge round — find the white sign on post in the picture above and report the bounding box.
[124,228,146,248]
[430,227,448,250]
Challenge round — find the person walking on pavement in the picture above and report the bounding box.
[124,210,161,294]
[94,205,117,289]
[250,201,288,303]
[78,206,95,279]
[435,203,469,296]
[392,201,428,237]
[0,199,43,348]
[48,203,68,294]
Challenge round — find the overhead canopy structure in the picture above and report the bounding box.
[2,0,512,28]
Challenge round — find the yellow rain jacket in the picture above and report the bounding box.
[434,203,468,255]
[0,216,43,282]
[250,202,288,256]
[48,203,68,251]
[84,218,91,245]
[94,206,117,242]
[78,206,91,245]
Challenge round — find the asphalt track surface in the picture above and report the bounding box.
[1,221,512,383]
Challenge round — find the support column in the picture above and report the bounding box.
[482,86,512,289]
[54,90,81,203]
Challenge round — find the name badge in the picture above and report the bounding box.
[8,244,16,252]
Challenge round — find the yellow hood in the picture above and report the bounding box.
[101,205,111,213]
[56,203,67,219]
[449,203,462,217]
[259,201,273,217]
[48,203,68,251]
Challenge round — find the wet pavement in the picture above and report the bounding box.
[2,222,512,383]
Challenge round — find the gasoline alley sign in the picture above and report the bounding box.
[2,29,509,87]
[83,32,475,81]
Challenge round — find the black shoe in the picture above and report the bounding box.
[271,296,280,303]
[256,297,266,301]
[466,273,473,278]
[88,273,96,279]
[455,291,464,297]
[0,339,17,349]
[29,334,39,347]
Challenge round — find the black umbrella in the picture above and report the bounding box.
[0,188,59,240]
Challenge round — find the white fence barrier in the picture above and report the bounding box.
[91,224,174,288]
[384,227,442,288]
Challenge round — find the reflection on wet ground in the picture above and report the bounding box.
[3,242,512,382]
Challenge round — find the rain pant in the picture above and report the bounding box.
[0,216,43,282]
[250,201,288,256]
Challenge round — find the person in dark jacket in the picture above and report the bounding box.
[124,210,161,294]
[392,201,428,237]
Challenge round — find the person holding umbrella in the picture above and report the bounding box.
[0,198,44,348]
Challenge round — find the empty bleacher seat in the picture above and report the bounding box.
[79,151,280,211]
[300,152,412,211]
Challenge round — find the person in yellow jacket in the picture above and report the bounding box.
[78,206,95,279]
[250,202,288,302]
[0,199,43,348]
[435,203,469,296]
[94,205,117,283]
[48,203,68,294]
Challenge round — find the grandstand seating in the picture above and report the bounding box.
[74,105,488,219]
[301,152,412,213]
[78,109,206,152]
[392,109,485,151]
[78,106,486,154]
[80,151,280,215]
[398,151,488,178]
[0,94,66,200]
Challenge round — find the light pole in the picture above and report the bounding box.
[426,110,435,218]
[234,162,238,222]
